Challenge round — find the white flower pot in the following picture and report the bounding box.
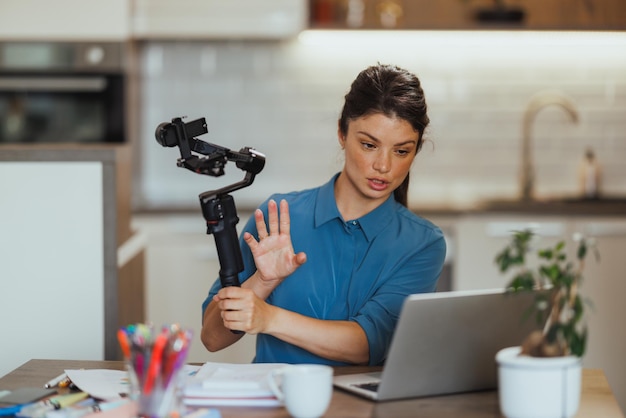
[496,346,582,418]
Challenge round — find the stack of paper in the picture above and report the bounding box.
[183,362,287,407]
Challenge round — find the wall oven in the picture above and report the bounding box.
[0,41,125,144]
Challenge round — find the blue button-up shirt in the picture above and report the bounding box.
[203,174,446,366]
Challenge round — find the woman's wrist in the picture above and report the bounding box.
[244,271,282,300]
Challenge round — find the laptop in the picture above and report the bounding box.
[333,288,542,401]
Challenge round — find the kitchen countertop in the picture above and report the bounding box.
[474,197,626,216]
[410,197,626,217]
[138,196,626,218]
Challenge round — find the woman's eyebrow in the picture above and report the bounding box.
[356,131,417,147]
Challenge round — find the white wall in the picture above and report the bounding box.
[136,31,626,211]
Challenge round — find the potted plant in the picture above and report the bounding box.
[494,229,598,418]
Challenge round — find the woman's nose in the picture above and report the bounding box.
[373,151,391,173]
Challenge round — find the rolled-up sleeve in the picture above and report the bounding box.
[353,229,447,366]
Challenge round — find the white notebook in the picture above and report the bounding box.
[183,362,287,407]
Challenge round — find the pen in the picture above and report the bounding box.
[17,393,88,418]
[43,398,96,418]
[50,392,89,410]
[47,398,132,418]
[57,377,72,389]
[44,372,68,388]
[117,328,131,360]
[15,394,67,414]
[0,403,28,417]
[143,331,168,394]
[14,395,66,417]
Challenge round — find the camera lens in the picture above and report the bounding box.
[155,122,178,147]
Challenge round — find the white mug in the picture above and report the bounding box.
[268,364,333,418]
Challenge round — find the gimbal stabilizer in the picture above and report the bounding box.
[155,116,265,291]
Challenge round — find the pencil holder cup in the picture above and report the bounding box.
[118,323,193,418]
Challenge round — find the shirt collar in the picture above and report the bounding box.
[315,173,396,242]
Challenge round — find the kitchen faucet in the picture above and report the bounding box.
[520,90,579,201]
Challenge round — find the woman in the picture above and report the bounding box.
[201,63,446,366]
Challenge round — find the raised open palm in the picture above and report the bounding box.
[243,199,307,286]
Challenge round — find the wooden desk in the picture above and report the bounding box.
[1,359,623,418]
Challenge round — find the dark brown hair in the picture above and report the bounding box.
[338,64,430,207]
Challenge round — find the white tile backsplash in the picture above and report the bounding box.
[136,31,626,210]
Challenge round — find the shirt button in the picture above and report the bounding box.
[352,221,358,226]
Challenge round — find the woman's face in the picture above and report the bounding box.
[338,112,419,208]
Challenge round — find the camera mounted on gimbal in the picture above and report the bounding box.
[155,116,266,294]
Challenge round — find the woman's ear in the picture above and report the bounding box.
[337,127,345,150]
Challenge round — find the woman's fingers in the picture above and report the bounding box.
[254,208,268,240]
[267,199,279,236]
[279,199,291,237]
[215,287,267,334]
[254,199,290,241]
[295,251,307,266]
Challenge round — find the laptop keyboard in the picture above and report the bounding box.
[353,382,380,393]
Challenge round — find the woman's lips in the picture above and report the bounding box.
[368,178,389,191]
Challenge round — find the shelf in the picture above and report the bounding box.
[308,0,626,31]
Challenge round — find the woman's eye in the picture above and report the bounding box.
[361,142,376,150]
[396,149,410,156]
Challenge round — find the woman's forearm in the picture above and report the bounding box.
[201,300,242,352]
[201,267,369,364]
[264,306,370,365]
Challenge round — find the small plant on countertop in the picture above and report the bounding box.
[495,229,599,357]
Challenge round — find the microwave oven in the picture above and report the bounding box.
[0,41,126,144]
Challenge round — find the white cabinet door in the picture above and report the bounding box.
[454,214,569,291]
[0,0,130,41]
[0,161,106,377]
[132,0,307,39]
[572,218,626,412]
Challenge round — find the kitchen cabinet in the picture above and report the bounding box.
[310,0,626,30]
[0,148,118,377]
[0,0,130,41]
[453,214,570,291]
[570,217,626,413]
[132,0,308,40]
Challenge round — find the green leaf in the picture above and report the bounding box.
[577,241,588,260]
[569,328,587,357]
[538,249,553,260]
[542,264,561,284]
[507,272,536,291]
[573,295,584,323]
